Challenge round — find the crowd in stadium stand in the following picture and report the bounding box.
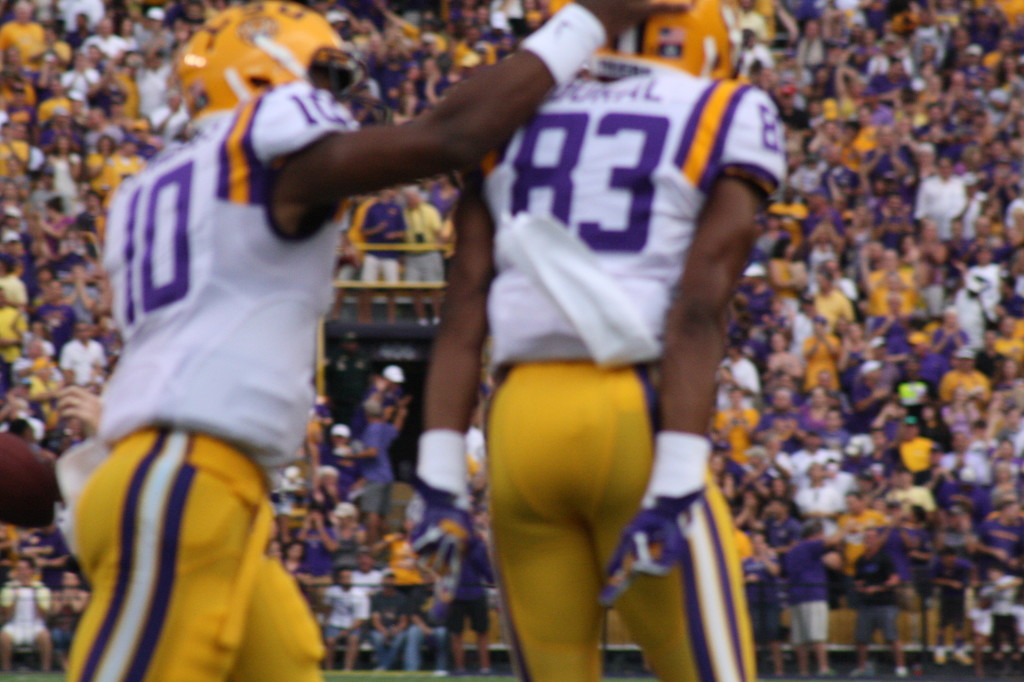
[4,0,1024,676]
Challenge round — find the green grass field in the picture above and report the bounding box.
[0,671,868,675]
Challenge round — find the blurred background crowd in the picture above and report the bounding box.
[3,0,1024,676]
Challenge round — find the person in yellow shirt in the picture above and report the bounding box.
[813,270,855,332]
[374,518,425,590]
[0,3,46,65]
[0,288,26,365]
[993,316,1024,363]
[938,349,992,405]
[26,363,62,428]
[106,137,145,192]
[714,386,760,464]
[36,79,72,126]
[401,186,446,325]
[86,135,118,196]
[863,248,918,316]
[453,25,498,67]
[837,491,888,575]
[803,316,841,390]
[896,416,935,474]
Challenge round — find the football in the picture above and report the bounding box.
[0,433,61,528]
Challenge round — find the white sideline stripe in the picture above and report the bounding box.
[95,432,188,682]
[690,504,743,682]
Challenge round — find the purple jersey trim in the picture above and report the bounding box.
[673,81,721,168]
[698,85,751,194]
[721,162,780,196]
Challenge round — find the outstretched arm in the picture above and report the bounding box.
[273,0,683,233]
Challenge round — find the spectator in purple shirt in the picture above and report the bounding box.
[298,509,339,582]
[976,497,1024,578]
[445,527,494,675]
[744,531,784,676]
[932,547,975,666]
[17,525,69,590]
[352,398,407,544]
[764,496,803,553]
[783,520,842,676]
[359,189,408,323]
[848,361,888,433]
[33,279,76,354]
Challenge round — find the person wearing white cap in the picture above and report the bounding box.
[382,365,404,384]
[848,360,888,434]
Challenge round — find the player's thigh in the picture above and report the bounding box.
[69,430,278,682]
[488,508,604,682]
[229,558,323,682]
[487,363,653,681]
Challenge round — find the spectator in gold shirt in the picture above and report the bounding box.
[939,348,992,406]
[401,186,445,325]
[0,3,46,66]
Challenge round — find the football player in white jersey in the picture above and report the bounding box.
[411,0,787,680]
[50,2,676,681]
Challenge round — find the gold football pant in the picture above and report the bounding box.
[487,362,754,682]
[68,429,324,682]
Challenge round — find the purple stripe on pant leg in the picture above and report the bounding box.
[703,498,750,682]
[124,453,197,680]
[80,431,169,682]
[487,537,532,682]
[698,85,751,194]
[680,539,717,682]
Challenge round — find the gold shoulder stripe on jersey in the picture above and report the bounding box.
[679,80,744,190]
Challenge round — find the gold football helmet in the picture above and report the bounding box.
[178,1,362,119]
[548,0,742,79]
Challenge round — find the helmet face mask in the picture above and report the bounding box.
[177,1,350,119]
[309,47,366,102]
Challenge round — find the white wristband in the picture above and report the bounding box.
[417,429,469,501]
[642,432,710,508]
[521,4,607,87]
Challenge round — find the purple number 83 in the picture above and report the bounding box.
[510,111,668,253]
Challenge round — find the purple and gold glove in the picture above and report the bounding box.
[600,432,709,607]
[410,430,471,620]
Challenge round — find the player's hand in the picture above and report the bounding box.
[599,489,703,606]
[57,386,103,437]
[410,481,472,620]
[577,0,689,39]
[599,431,709,606]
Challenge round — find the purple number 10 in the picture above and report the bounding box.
[510,112,669,253]
[123,161,193,325]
